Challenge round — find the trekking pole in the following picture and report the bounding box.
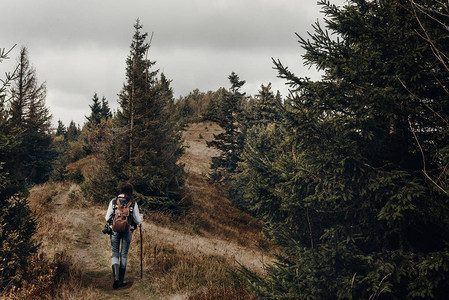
[140,224,143,279]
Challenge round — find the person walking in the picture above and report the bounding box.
[105,182,143,289]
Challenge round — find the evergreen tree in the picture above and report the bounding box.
[86,92,102,127]
[0,46,38,292]
[116,19,155,163]
[174,88,224,125]
[7,46,54,184]
[0,45,22,196]
[103,20,183,209]
[66,120,80,142]
[56,120,66,137]
[203,87,227,122]
[100,95,112,121]
[0,95,24,197]
[177,95,194,120]
[255,83,280,124]
[232,84,282,211]
[240,1,449,298]
[0,45,17,97]
[244,83,280,128]
[0,194,38,290]
[207,72,246,182]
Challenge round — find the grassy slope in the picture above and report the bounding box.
[28,121,270,299]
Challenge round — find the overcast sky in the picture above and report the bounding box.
[1,0,345,126]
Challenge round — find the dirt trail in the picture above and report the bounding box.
[31,121,270,299]
[40,184,150,299]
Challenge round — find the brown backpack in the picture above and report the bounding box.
[112,197,134,233]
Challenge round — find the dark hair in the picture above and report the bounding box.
[119,182,134,200]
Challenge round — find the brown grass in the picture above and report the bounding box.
[125,233,256,299]
[184,173,263,245]
[5,251,95,300]
[29,182,84,256]
[27,180,255,299]
[65,154,101,179]
[20,121,269,299]
[189,286,257,300]
[178,122,265,246]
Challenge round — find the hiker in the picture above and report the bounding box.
[104,182,143,289]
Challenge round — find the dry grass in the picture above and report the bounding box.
[5,251,95,300]
[28,179,245,299]
[18,121,269,299]
[25,182,109,299]
[28,181,67,210]
[178,122,265,246]
[189,286,257,300]
[29,182,85,257]
[183,173,263,246]
[65,154,101,179]
[125,233,255,299]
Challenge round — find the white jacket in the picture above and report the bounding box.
[105,194,143,225]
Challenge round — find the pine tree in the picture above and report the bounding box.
[255,83,280,124]
[0,46,38,292]
[207,72,246,182]
[8,46,53,184]
[231,84,282,210]
[0,45,23,196]
[66,121,80,142]
[0,194,38,290]
[0,96,24,197]
[240,0,449,298]
[244,83,280,128]
[232,84,283,211]
[56,120,66,137]
[203,87,227,122]
[103,20,183,209]
[86,92,102,127]
[116,19,155,163]
[100,95,112,121]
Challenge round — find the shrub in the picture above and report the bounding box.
[0,196,38,291]
[66,166,84,184]
[6,251,82,299]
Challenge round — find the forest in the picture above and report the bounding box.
[1,0,449,299]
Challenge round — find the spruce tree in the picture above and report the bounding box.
[240,0,449,298]
[116,19,155,163]
[232,84,282,211]
[8,46,53,184]
[105,20,183,209]
[244,83,280,128]
[0,95,23,197]
[255,83,280,124]
[207,72,246,182]
[203,87,227,122]
[100,95,112,120]
[56,120,66,137]
[0,46,38,292]
[86,92,102,127]
[66,121,80,142]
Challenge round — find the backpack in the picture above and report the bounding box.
[111,197,134,233]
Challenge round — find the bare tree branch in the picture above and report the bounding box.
[396,75,449,127]
[410,0,449,71]
[408,116,448,195]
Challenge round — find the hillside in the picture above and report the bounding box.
[27,121,271,299]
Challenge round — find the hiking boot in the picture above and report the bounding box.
[118,267,132,288]
[112,264,120,289]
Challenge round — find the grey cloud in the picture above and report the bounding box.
[1,0,346,126]
[3,0,332,50]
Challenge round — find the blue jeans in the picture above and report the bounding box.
[110,231,133,268]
